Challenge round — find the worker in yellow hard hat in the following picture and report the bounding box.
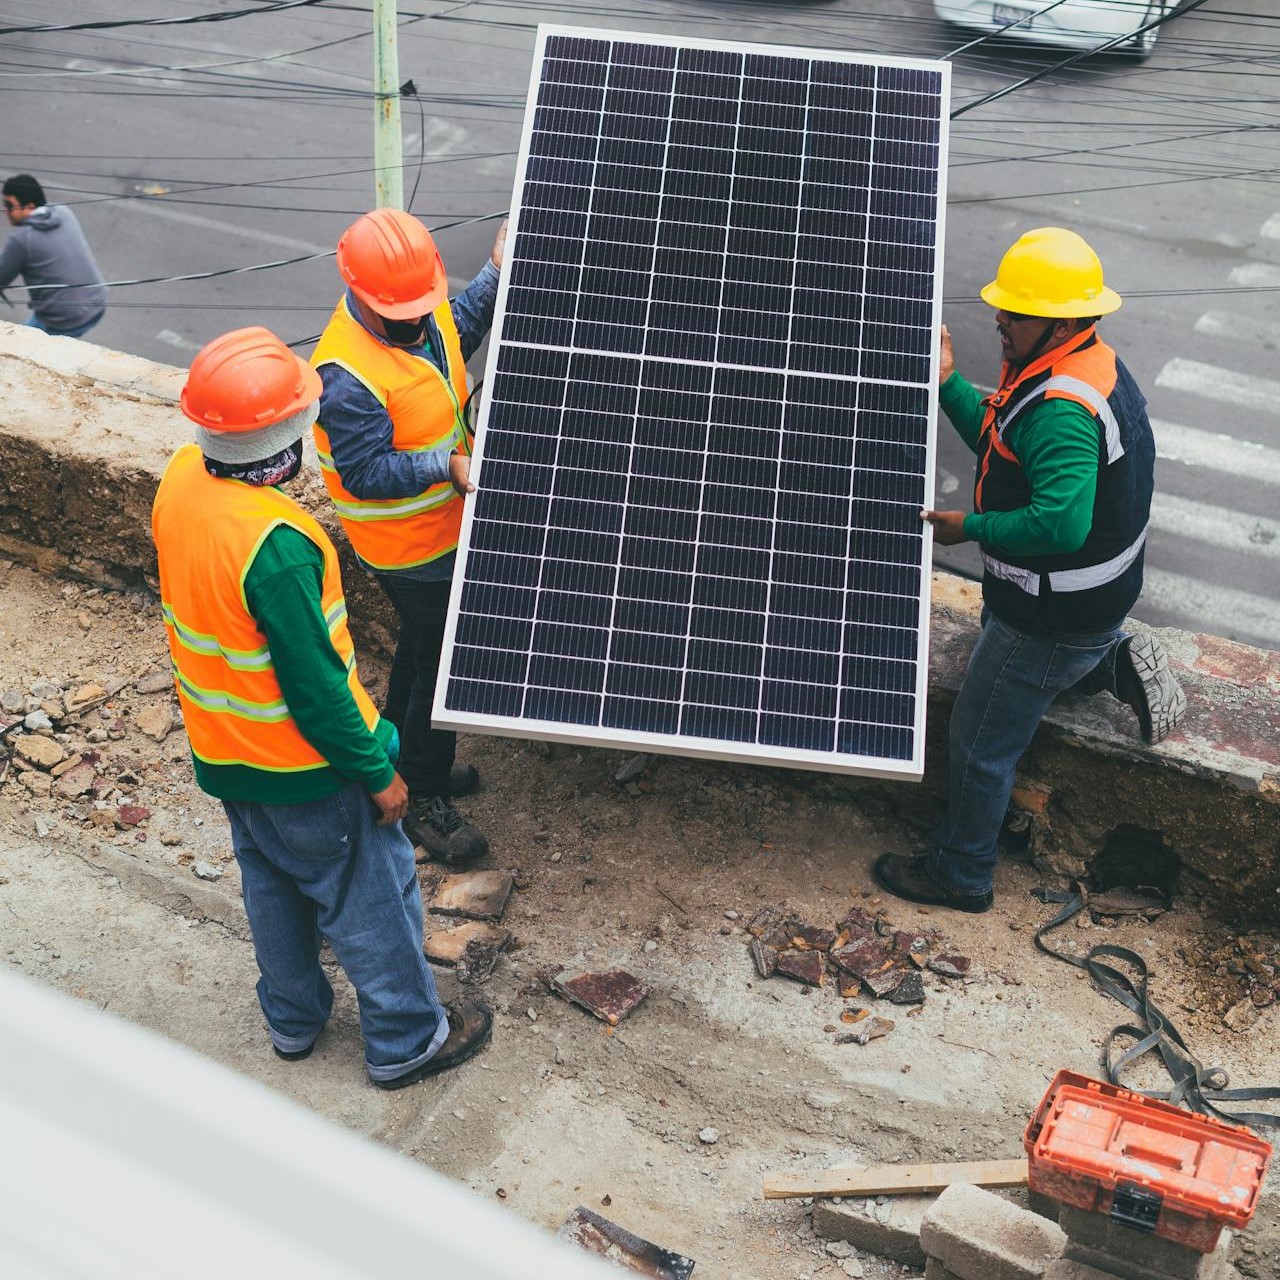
[875,227,1186,914]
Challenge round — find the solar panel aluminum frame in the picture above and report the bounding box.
[434,25,950,781]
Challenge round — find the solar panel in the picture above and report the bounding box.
[435,26,950,780]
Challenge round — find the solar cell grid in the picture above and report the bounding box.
[437,27,949,778]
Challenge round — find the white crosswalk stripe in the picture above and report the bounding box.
[1193,310,1280,348]
[1229,261,1280,288]
[1141,567,1280,647]
[1151,418,1280,487]
[1149,491,1280,560]
[1154,357,1280,417]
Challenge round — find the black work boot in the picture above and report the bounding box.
[1114,632,1186,744]
[405,795,489,867]
[873,853,993,914]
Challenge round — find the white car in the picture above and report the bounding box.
[933,0,1180,59]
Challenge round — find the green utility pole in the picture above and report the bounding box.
[372,0,404,210]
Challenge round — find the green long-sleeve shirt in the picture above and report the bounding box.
[189,524,397,805]
[940,371,1100,557]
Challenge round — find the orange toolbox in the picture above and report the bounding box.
[1024,1070,1272,1253]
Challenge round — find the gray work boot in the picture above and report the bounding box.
[1115,632,1186,744]
[405,796,489,868]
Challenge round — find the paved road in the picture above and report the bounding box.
[2,0,1277,647]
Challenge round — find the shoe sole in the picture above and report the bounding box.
[1125,634,1187,744]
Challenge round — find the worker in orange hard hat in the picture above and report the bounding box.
[312,208,506,869]
[875,228,1185,914]
[153,326,492,1088]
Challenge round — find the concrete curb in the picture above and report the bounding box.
[2,321,1277,920]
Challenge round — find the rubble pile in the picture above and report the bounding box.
[0,668,198,856]
[1182,932,1280,1034]
[745,902,973,1042]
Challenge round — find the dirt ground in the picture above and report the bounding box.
[1,556,1276,1280]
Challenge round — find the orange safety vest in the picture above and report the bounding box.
[152,444,380,773]
[311,296,470,572]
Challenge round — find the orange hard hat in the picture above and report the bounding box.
[180,327,321,430]
[337,208,448,320]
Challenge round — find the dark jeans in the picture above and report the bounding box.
[222,781,449,1079]
[931,609,1126,898]
[374,573,454,799]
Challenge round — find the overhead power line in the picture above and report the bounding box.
[0,0,331,39]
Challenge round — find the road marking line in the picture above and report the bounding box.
[1152,419,1280,487]
[155,329,202,353]
[1230,261,1280,287]
[1150,492,1280,560]
[1140,566,1280,648]
[1154,358,1280,417]
[1193,310,1280,347]
[936,466,961,496]
[125,199,332,258]
[1261,214,1280,240]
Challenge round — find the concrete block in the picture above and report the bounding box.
[925,1257,961,1280]
[1063,1239,1230,1280]
[1059,1206,1230,1280]
[920,1183,1066,1280]
[812,1195,933,1268]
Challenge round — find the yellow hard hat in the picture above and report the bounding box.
[980,227,1122,318]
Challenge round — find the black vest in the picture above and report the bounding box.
[975,330,1155,635]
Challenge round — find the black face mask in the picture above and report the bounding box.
[382,315,428,346]
[204,440,303,487]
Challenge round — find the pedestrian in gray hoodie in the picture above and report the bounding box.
[1,174,107,338]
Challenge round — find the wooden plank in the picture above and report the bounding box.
[762,1157,1029,1200]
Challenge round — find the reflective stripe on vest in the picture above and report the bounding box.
[982,525,1148,596]
[152,444,380,773]
[311,296,470,572]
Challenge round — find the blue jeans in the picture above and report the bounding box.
[222,781,449,1081]
[374,573,455,799]
[930,610,1126,898]
[26,310,103,339]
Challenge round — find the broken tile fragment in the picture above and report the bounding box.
[431,869,514,921]
[424,920,511,966]
[750,936,779,978]
[927,954,971,979]
[558,1206,694,1280]
[13,735,64,771]
[65,683,108,713]
[134,703,173,743]
[135,669,174,695]
[115,804,150,828]
[552,969,650,1026]
[835,1015,895,1045]
[840,1006,869,1024]
[457,935,509,983]
[787,924,837,952]
[883,969,925,1005]
[891,931,931,966]
[829,936,894,979]
[776,948,825,987]
[748,905,784,938]
[837,906,880,942]
[54,762,96,799]
[863,962,924,1004]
